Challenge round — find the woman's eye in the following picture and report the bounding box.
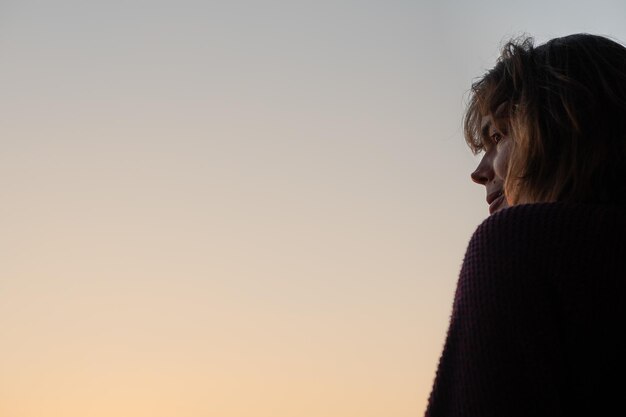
[491,132,503,144]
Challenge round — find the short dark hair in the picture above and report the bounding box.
[464,34,626,205]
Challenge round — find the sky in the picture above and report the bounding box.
[1,1,626,416]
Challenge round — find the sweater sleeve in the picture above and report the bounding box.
[424,205,568,417]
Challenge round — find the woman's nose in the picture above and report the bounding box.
[470,154,494,185]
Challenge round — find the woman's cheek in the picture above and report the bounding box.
[494,139,513,181]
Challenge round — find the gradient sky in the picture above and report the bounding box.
[2,1,626,416]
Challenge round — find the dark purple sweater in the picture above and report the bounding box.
[425,203,626,417]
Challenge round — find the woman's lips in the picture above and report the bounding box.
[489,193,506,214]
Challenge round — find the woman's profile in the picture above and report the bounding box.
[425,34,626,416]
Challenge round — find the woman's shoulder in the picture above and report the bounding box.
[455,202,626,311]
[473,201,626,244]
[464,202,626,282]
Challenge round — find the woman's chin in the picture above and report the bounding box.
[488,194,508,214]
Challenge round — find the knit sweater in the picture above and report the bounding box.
[425,202,626,417]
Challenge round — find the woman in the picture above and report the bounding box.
[425,34,626,417]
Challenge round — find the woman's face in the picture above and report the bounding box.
[471,115,512,214]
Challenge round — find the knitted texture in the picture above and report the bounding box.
[425,203,626,417]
